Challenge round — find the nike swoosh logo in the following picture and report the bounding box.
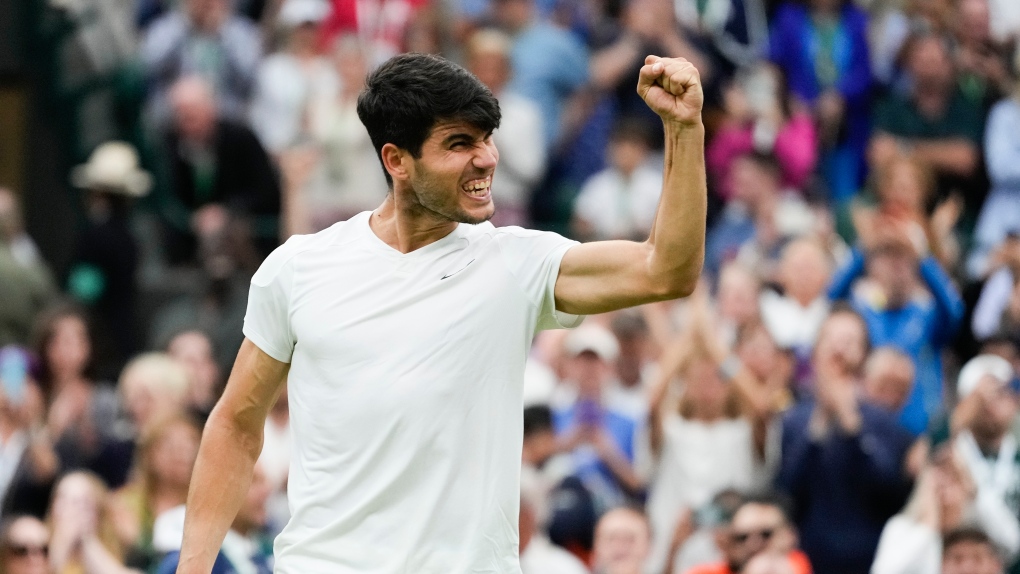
[441,259,475,280]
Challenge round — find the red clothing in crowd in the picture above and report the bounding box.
[685,550,813,574]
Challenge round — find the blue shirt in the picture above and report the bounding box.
[828,249,965,434]
[508,21,589,146]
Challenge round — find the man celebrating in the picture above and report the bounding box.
[175,52,706,573]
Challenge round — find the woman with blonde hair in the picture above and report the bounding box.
[46,471,138,574]
[109,415,202,570]
[644,285,782,574]
[117,352,190,436]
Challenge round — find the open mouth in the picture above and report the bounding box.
[461,176,492,200]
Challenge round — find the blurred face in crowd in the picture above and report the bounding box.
[593,508,651,574]
[943,540,1003,574]
[779,240,831,306]
[289,21,321,55]
[722,503,792,572]
[737,324,783,381]
[185,0,229,29]
[879,159,929,216]
[50,473,103,533]
[969,375,1019,442]
[493,0,533,32]
[522,427,557,467]
[233,464,272,536]
[730,156,778,210]
[908,36,955,93]
[869,246,916,310]
[608,137,650,177]
[333,35,369,93]
[46,315,91,380]
[863,349,915,412]
[2,516,49,574]
[167,331,221,409]
[684,358,730,421]
[568,350,613,399]
[467,50,510,95]
[150,420,202,490]
[171,78,218,143]
[718,265,760,327]
[120,358,189,431]
[813,312,868,376]
[956,0,992,45]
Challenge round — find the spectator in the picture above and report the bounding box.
[759,238,832,354]
[714,264,763,349]
[0,189,56,349]
[673,0,770,76]
[592,506,652,574]
[0,515,49,574]
[116,354,189,436]
[830,216,965,434]
[768,0,872,203]
[969,59,1020,280]
[952,0,1012,110]
[29,305,125,489]
[165,330,221,421]
[777,307,914,574]
[608,311,656,419]
[572,119,663,242]
[869,32,984,212]
[947,355,1020,518]
[465,29,546,227]
[159,76,281,264]
[67,142,153,364]
[494,0,590,146]
[153,462,273,574]
[553,326,644,514]
[521,405,565,528]
[706,153,814,283]
[707,64,818,201]
[249,0,336,155]
[942,528,1007,574]
[46,471,139,574]
[686,495,811,574]
[0,349,58,521]
[284,34,388,234]
[140,0,262,123]
[110,415,201,570]
[519,492,589,574]
[862,347,916,415]
[971,234,1020,341]
[870,449,1020,574]
[860,152,961,272]
[645,309,779,574]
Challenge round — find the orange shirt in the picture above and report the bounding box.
[684,550,812,574]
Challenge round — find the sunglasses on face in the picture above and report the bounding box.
[730,528,775,544]
[7,544,48,558]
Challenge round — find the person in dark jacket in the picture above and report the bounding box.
[777,306,915,574]
[159,75,281,264]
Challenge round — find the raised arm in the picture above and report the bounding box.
[175,339,289,574]
[554,56,706,316]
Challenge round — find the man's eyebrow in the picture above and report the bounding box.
[441,132,479,145]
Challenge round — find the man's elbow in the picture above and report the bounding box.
[652,267,701,300]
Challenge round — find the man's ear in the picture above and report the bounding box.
[380,143,410,183]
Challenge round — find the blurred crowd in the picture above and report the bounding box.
[2,0,1020,572]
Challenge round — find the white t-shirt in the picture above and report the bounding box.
[573,161,663,241]
[243,212,582,573]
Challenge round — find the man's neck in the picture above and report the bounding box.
[370,193,459,254]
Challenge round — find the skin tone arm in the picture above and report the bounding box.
[175,339,289,574]
[555,56,707,315]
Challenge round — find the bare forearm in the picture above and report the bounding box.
[911,140,978,176]
[176,412,263,573]
[647,122,706,295]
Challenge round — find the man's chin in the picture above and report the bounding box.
[457,204,496,225]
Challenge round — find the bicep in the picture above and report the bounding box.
[554,240,668,315]
[214,338,290,434]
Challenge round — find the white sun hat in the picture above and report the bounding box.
[70,141,152,197]
[278,0,331,27]
[957,354,1015,398]
[564,325,620,363]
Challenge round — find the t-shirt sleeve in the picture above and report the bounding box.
[496,227,585,331]
[242,239,300,363]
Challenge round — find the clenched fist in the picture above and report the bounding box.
[637,55,703,127]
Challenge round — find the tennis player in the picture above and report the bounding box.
[175,51,706,573]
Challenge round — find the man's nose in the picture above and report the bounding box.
[473,141,499,170]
